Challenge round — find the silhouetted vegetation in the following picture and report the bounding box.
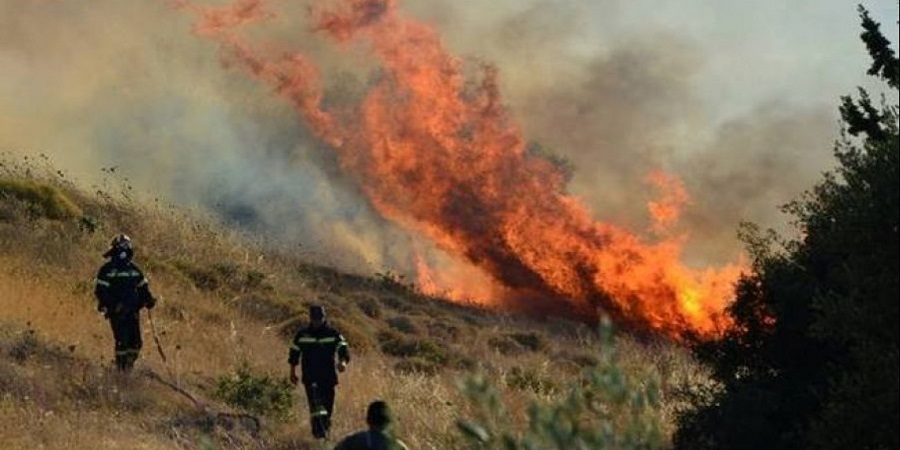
[526,141,575,184]
[675,7,899,449]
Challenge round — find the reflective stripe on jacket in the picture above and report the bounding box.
[288,323,350,385]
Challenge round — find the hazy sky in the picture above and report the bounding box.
[411,0,898,121]
[609,1,898,120]
[1,0,897,271]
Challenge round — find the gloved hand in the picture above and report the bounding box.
[337,360,348,373]
[98,306,108,318]
[145,296,157,310]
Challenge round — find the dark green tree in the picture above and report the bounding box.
[675,5,898,450]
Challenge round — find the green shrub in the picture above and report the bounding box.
[379,331,474,370]
[78,215,99,233]
[379,332,448,365]
[386,315,418,334]
[356,297,383,319]
[213,363,294,420]
[508,332,544,352]
[0,178,82,219]
[7,328,40,363]
[243,270,267,290]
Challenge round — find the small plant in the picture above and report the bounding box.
[504,367,556,395]
[213,363,294,420]
[78,215,99,233]
[508,332,544,352]
[386,315,418,334]
[211,262,239,283]
[8,328,40,363]
[243,270,266,290]
[374,270,416,292]
[356,297,382,319]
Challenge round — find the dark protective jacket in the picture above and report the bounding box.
[288,322,350,386]
[94,260,155,315]
[333,429,409,450]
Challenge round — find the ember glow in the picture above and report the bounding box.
[177,0,745,339]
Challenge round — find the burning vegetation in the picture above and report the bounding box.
[176,0,745,339]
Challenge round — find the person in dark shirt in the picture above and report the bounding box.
[288,304,350,439]
[94,234,156,372]
[333,401,409,450]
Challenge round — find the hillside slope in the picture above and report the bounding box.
[0,160,704,449]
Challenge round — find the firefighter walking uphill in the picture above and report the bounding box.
[289,304,350,440]
[94,234,157,372]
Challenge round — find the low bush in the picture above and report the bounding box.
[213,363,294,420]
[386,315,418,334]
[457,323,666,449]
[0,178,82,219]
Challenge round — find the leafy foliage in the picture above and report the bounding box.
[213,363,294,420]
[675,7,899,450]
[457,322,666,449]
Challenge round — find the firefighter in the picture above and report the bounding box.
[288,304,350,440]
[333,400,409,450]
[94,234,156,372]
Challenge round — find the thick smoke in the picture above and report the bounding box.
[0,0,411,270]
[2,0,892,278]
[677,104,836,265]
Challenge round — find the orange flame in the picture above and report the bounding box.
[414,253,502,306]
[178,0,745,339]
[646,170,689,235]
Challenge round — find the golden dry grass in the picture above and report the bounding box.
[0,160,706,449]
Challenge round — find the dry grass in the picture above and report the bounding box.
[0,158,707,449]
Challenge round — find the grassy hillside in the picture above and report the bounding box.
[0,157,708,449]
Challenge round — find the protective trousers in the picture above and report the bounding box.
[109,312,142,371]
[304,382,336,439]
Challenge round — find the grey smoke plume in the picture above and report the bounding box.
[2,0,895,276]
[0,0,410,271]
